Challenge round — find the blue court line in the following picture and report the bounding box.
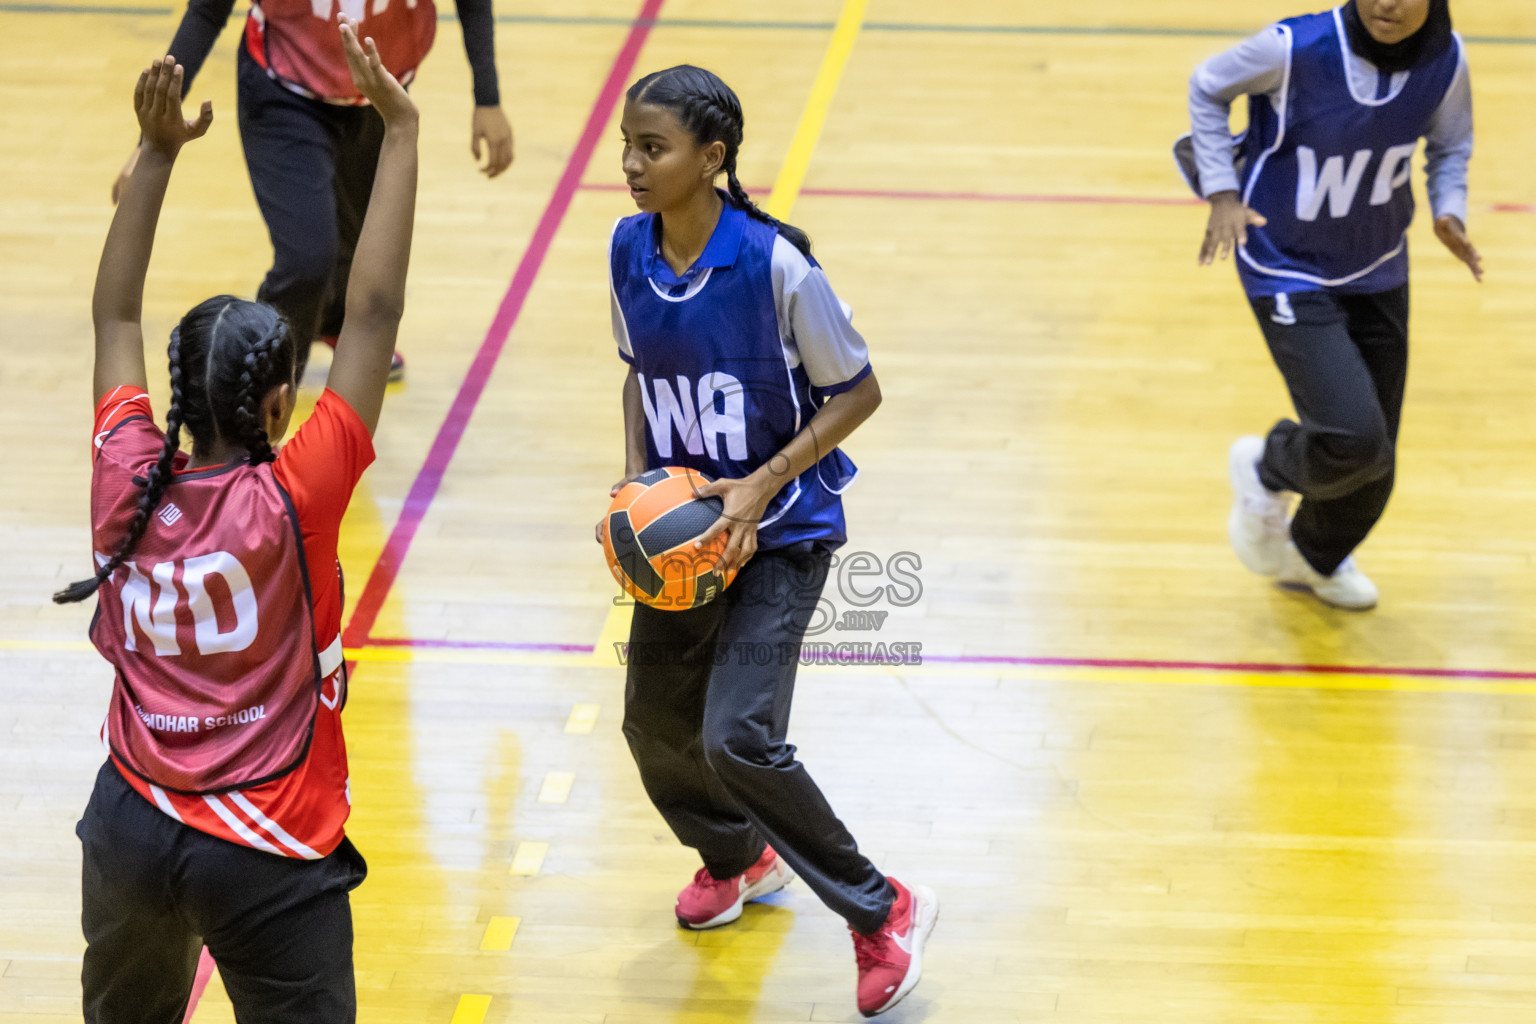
[0,1,169,11]
[2,4,1533,46]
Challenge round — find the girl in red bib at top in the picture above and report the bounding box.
[60,20,416,1023]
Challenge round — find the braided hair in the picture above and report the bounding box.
[54,297,294,604]
[627,65,813,258]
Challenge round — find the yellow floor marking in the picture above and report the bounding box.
[537,771,575,803]
[479,916,520,952]
[448,994,491,1024]
[0,639,95,652]
[591,600,633,667]
[765,0,868,218]
[565,703,600,734]
[509,840,549,876]
[10,639,1534,696]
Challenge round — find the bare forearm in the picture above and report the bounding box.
[748,373,880,491]
[622,367,647,474]
[345,122,419,329]
[94,148,175,330]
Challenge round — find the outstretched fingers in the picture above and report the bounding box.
[339,19,368,78]
[133,66,151,116]
[152,58,177,121]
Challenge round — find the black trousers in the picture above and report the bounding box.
[237,44,383,366]
[622,542,895,935]
[78,761,366,1024]
[1250,285,1410,575]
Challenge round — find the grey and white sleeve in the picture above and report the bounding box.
[1188,26,1289,197]
[770,236,871,399]
[609,218,634,365]
[1423,38,1472,225]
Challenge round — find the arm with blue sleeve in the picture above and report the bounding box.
[1423,44,1481,279]
[1187,27,1287,198]
[1187,27,1286,264]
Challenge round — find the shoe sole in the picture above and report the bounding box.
[863,885,939,1018]
[676,859,796,931]
[1276,579,1377,611]
[1227,438,1283,576]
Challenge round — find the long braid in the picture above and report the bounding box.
[231,321,287,466]
[55,296,293,606]
[53,334,189,604]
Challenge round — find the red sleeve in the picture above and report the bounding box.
[273,388,376,539]
[93,385,154,457]
[273,390,375,642]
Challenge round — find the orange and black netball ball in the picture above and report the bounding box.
[601,467,737,610]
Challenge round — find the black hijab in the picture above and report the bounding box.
[1341,0,1454,74]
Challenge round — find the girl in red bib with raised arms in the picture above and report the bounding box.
[60,21,416,1023]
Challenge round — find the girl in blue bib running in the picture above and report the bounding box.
[1182,0,1479,609]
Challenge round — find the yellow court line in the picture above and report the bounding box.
[0,639,96,652]
[765,0,868,218]
[449,994,492,1024]
[10,639,1535,696]
[537,771,575,803]
[565,703,600,734]
[510,841,549,876]
[591,601,633,667]
[480,916,520,952]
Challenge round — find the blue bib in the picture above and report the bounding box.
[610,204,858,552]
[1237,9,1459,295]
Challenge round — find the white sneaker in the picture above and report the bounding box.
[1227,436,1290,576]
[1277,542,1378,610]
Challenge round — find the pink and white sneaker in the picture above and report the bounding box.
[852,877,939,1017]
[675,846,795,930]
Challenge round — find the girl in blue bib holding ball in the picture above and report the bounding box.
[596,65,936,1018]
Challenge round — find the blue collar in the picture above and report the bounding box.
[644,195,747,287]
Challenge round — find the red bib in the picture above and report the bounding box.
[91,459,323,794]
[245,0,438,104]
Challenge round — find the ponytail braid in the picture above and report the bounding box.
[230,321,288,466]
[723,165,812,258]
[629,65,814,257]
[53,335,188,604]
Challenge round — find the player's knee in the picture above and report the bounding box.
[1327,427,1393,480]
[270,243,339,299]
[702,721,774,779]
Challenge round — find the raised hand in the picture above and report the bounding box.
[339,17,417,126]
[1434,214,1484,282]
[134,57,213,157]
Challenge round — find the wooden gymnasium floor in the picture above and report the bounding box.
[4,1,1536,1021]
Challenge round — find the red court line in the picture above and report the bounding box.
[343,0,666,646]
[181,948,216,1022]
[583,181,1536,212]
[921,653,1536,681]
[358,636,1536,682]
[366,637,592,654]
